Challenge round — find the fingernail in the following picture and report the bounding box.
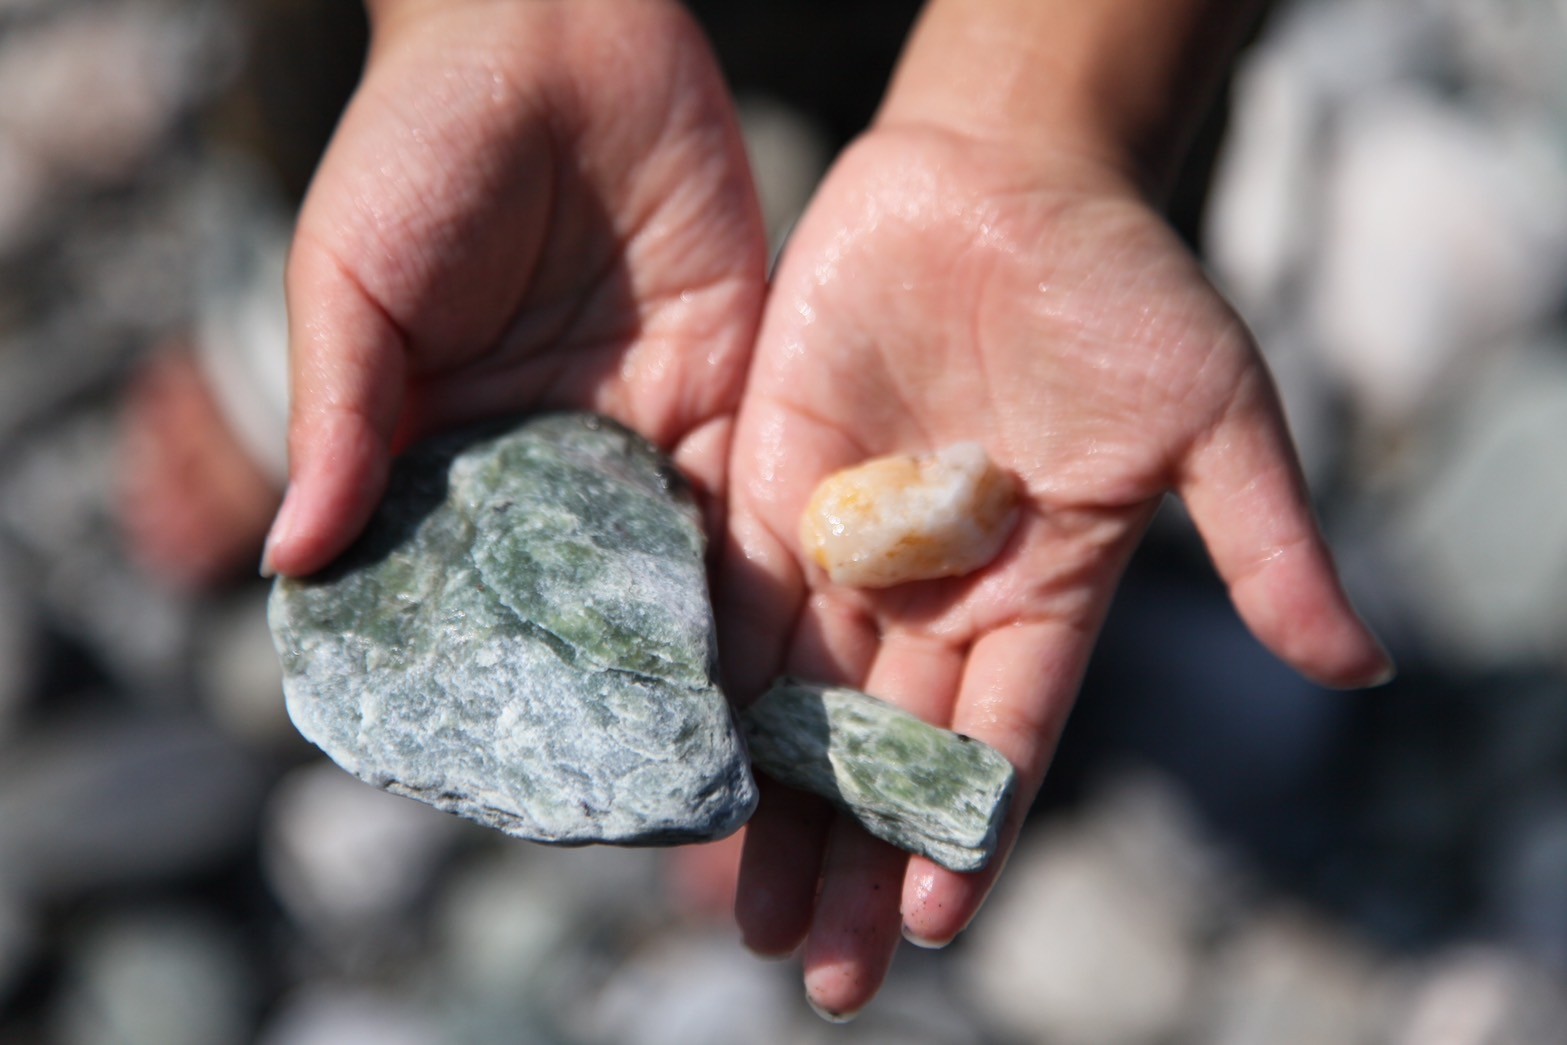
[1365,659,1397,688]
[260,483,298,578]
[741,938,797,962]
[1358,632,1397,688]
[806,994,859,1024]
[902,925,952,950]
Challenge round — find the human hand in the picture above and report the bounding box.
[261,0,767,577]
[718,120,1390,1017]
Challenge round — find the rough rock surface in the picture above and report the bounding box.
[269,413,756,846]
[741,679,1016,872]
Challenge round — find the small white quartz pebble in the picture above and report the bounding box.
[800,443,1019,588]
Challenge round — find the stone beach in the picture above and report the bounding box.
[4,0,1567,1041]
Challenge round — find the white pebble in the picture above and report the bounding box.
[799,443,1019,588]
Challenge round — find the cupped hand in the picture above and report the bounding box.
[263,0,767,576]
[719,124,1391,1017]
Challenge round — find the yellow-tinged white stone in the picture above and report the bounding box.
[799,443,1019,588]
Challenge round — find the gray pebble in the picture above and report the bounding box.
[741,679,1015,873]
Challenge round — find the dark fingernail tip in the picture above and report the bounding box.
[806,995,860,1024]
[742,941,797,962]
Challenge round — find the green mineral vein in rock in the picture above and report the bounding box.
[268,413,757,846]
[740,679,1016,873]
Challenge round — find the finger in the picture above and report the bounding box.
[669,413,735,554]
[666,830,745,922]
[723,395,882,962]
[801,633,965,1018]
[899,619,1093,947]
[734,591,877,957]
[800,823,905,1021]
[716,505,804,702]
[261,235,408,578]
[1180,371,1392,689]
[735,779,830,957]
[717,415,866,700]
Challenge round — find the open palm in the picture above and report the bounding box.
[266,0,767,576]
[720,125,1388,1016]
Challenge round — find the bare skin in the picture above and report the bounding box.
[720,0,1392,1018]
[260,0,768,577]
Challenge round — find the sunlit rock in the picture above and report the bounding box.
[741,678,1015,872]
[270,413,756,846]
[800,443,1019,588]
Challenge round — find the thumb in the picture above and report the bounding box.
[1178,366,1393,690]
[260,233,408,578]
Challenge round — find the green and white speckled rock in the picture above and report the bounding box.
[268,413,756,846]
[741,679,1016,872]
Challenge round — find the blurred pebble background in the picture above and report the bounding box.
[3,0,1567,1041]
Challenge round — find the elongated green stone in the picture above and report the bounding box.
[740,679,1016,872]
[268,413,756,846]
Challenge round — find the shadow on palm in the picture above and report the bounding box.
[271,0,768,577]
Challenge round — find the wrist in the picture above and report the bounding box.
[364,0,674,43]
[364,0,454,31]
[876,0,1261,199]
[364,0,524,25]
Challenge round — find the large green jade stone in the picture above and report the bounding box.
[741,679,1017,873]
[268,413,757,846]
